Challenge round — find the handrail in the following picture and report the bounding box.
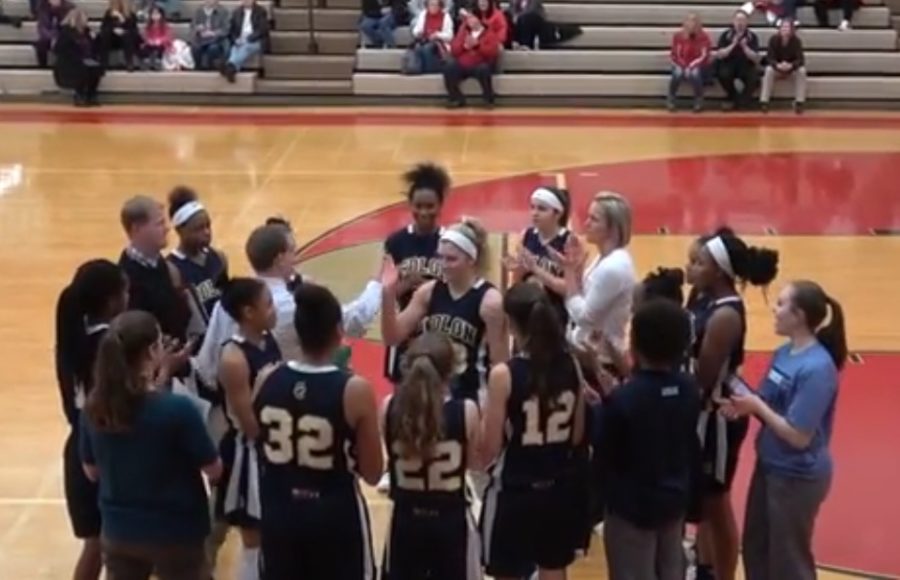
[306,0,321,54]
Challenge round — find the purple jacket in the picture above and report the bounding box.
[37,0,74,41]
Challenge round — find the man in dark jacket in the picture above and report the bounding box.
[222,0,269,82]
[34,0,73,67]
[760,19,806,114]
[443,10,500,108]
[715,11,761,110]
[191,0,230,70]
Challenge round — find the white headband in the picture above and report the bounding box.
[705,236,735,278]
[440,229,478,260]
[530,188,564,213]
[171,201,205,228]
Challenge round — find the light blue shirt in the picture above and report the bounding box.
[756,342,838,480]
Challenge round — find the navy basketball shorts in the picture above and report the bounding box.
[63,427,101,539]
[699,413,749,495]
[481,480,578,577]
[215,430,261,529]
[260,487,375,580]
[381,500,480,580]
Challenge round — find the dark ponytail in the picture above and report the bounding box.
[790,281,848,370]
[704,227,779,288]
[86,311,159,432]
[504,282,576,412]
[391,333,454,458]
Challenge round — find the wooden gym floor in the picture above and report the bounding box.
[0,105,897,579]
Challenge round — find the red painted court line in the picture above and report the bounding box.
[4,108,900,129]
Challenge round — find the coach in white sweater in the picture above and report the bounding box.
[560,191,637,359]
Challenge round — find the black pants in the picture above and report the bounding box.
[442,61,494,103]
[512,12,546,49]
[96,30,139,68]
[75,63,104,100]
[813,0,855,26]
[35,37,52,67]
[717,59,759,107]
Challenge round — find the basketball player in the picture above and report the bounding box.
[167,186,229,346]
[381,218,509,402]
[55,260,128,580]
[381,333,481,580]
[505,186,571,324]
[686,228,779,580]
[383,163,449,383]
[254,284,382,580]
[481,282,586,580]
[215,278,282,580]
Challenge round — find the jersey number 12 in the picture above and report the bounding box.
[522,391,576,446]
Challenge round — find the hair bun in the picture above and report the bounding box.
[744,246,780,287]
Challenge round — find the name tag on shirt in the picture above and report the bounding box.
[767,367,788,386]
[661,385,680,397]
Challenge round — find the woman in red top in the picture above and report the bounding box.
[474,0,508,46]
[405,0,453,74]
[142,5,173,70]
[443,10,500,108]
[667,13,710,112]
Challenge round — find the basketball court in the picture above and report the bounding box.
[0,105,897,579]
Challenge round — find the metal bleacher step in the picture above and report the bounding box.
[263,54,355,80]
[270,31,360,54]
[272,8,358,31]
[255,78,353,94]
[2,0,271,19]
[356,47,900,75]
[0,69,255,94]
[352,72,900,100]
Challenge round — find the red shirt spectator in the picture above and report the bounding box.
[450,16,500,68]
[670,22,710,68]
[473,0,508,45]
[144,6,173,48]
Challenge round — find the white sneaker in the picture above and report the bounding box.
[767,11,778,25]
[376,472,391,494]
[838,19,851,30]
[593,522,605,536]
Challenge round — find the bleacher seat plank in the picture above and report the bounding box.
[0,44,260,68]
[3,0,270,20]
[0,22,192,42]
[0,69,254,93]
[353,72,900,99]
[263,54,355,79]
[356,48,900,75]
[272,8,358,31]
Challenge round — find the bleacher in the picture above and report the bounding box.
[1,0,900,103]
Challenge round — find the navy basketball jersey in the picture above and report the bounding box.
[520,227,570,324]
[254,362,359,504]
[384,225,444,382]
[385,396,467,507]
[222,332,282,431]
[422,280,492,400]
[167,248,228,341]
[490,356,579,487]
[690,294,746,397]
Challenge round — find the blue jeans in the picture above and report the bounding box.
[193,39,228,71]
[668,65,704,104]
[359,13,396,48]
[227,40,261,71]
[408,42,444,74]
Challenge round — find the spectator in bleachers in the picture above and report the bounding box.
[34,0,73,68]
[135,0,181,20]
[473,0,507,46]
[667,13,710,112]
[97,0,140,70]
[142,5,173,69]
[506,0,581,50]
[53,8,104,106]
[443,9,500,108]
[813,0,857,30]
[222,0,268,82]
[403,0,452,74]
[360,0,398,48]
[190,0,230,70]
[408,0,451,20]
[740,0,798,27]
[714,11,760,110]
[760,19,806,114]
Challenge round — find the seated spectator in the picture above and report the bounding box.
[715,11,761,110]
[740,0,797,27]
[53,8,104,107]
[408,0,452,20]
[191,0,230,71]
[142,6,172,70]
[403,0,452,74]
[97,0,140,70]
[667,13,710,113]
[814,0,857,29]
[34,0,73,68]
[443,10,500,108]
[135,0,181,20]
[222,0,269,82]
[473,0,507,47]
[360,0,398,48]
[760,19,806,114]
[506,0,581,50]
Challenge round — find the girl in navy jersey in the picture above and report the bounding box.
[686,228,778,580]
[254,284,382,580]
[55,259,129,580]
[383,163,450,382]
[215,278,282,580]
[166,186,229,345]
[382,218,509,402]
[505,186,571,325]
[381,332,481,580]
[481,282,586,580]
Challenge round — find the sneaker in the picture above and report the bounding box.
[838,19,851,30]
[693,100,703,113]
[794,101,804,115]
[375,472,390,494]
[760,102,770,113]
[667,99,676,112]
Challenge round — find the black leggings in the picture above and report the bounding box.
[813,0,856,26]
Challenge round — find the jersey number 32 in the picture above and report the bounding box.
[260,407,334,470]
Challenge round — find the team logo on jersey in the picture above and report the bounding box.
[292,382,307,401]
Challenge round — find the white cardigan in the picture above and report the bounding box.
[565,247,637,353]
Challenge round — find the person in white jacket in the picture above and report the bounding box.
[403,0,453,74]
